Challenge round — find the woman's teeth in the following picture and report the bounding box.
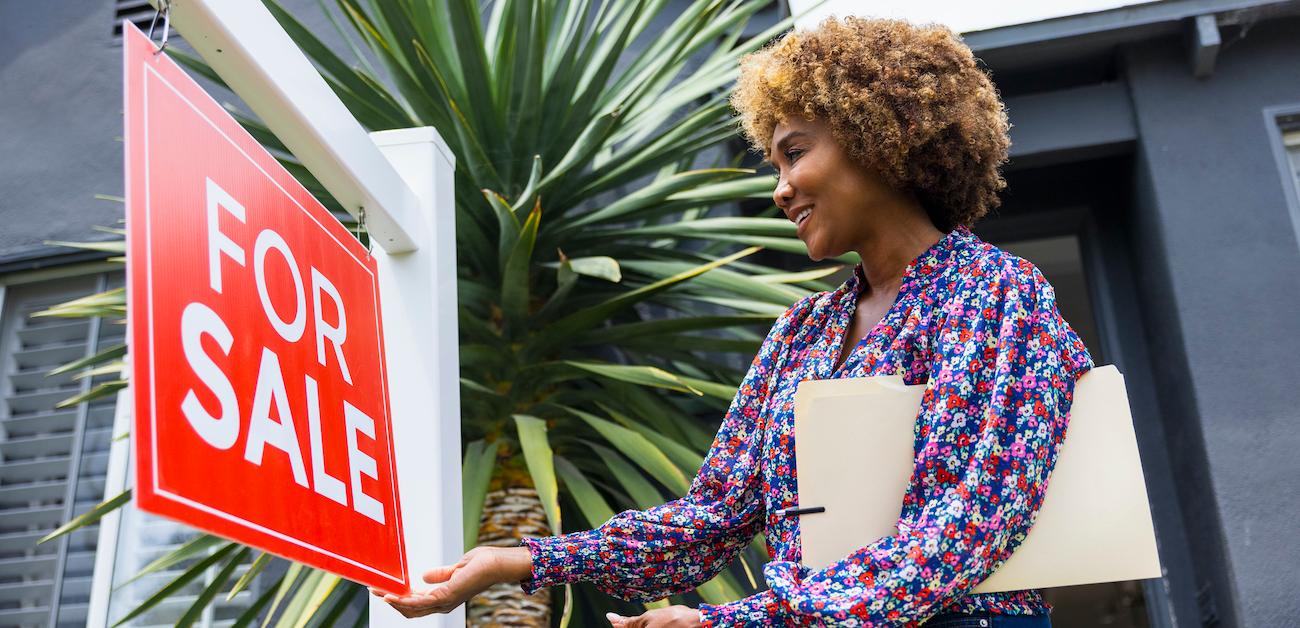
[796,207,812,225]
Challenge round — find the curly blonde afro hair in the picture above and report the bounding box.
[731,16,1011,230]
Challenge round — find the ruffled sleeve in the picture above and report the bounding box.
[698,261,1092,626]
[519,295,816,602]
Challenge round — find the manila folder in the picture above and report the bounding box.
[792,365,1161,593]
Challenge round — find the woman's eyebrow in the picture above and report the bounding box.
[774,131,810,154]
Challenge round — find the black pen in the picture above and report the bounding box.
[773,506,825,517]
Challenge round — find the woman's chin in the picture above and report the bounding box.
[800,229,845,262]
[802,239,831,262]
[799,235,817,261]
[804,242,848,263]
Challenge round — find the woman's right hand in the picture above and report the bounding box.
[368,545,534,619]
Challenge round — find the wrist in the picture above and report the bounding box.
[497,545,534,583]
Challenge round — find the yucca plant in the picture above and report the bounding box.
[38,0,852,624]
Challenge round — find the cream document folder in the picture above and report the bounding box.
[793,365,1161,593]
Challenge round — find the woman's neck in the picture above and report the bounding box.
[853,213,945,295]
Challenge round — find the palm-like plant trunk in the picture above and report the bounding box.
[467,486,552,627]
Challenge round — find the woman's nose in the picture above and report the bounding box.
[772,176,793,210]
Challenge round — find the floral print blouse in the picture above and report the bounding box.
[520,227,1093,626]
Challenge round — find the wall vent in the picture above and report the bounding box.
[113,0,158,38]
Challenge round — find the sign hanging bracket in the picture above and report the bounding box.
[147,0,172,54]
[355,206,374,260]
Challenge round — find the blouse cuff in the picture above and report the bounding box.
[517,529,605,595]
[698,589,783,627]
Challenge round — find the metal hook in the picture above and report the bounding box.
[355,207,373,260]
[148,1,172,55]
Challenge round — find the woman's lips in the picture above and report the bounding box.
[795,206,813,237]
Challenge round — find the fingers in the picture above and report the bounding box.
[376,595,435,618]
[423,550,475,583]
[366,586,422,603]
[607,611,646,628]
[381,596,445,618]
[371,557,479,618]
[365,586,460,618]
[385,601,436,618]
[423,564,458,583]
[401,587,452,606]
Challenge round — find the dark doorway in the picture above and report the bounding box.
[976,156,1196,628]
[992,233,1147,628]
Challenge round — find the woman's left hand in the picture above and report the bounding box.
[606,605,702,627]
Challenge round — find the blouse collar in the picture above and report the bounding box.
[816,227,979,379]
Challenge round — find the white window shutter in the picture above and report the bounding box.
[0,274,115,627]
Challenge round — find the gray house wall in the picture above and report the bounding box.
[0,2,126,263]
[1123,16,1300,627]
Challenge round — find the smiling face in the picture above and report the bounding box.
[770,115,912,262]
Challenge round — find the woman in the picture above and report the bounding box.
[373,16,1092,627]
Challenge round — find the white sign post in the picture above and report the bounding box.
[129,1,462,625]
[370,128,463,626]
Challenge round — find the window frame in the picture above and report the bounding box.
[1263,104,1300,251]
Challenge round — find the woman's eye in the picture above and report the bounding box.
[785,148,803,162]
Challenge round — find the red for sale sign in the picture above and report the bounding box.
[123,23,408,593]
